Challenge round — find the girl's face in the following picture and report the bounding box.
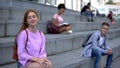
[58,8,65,15]
[27,12,38,27]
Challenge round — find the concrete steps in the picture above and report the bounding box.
[0,19,120,37]
[0,0,120,68]
[111,56,120,68]
[49,37,120,68]
[0,37,120,68]
[0,28,120,66]
[0,0,119,37]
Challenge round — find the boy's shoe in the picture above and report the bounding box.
[91,18,94,22]
[87,19,90,22]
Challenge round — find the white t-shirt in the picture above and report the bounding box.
[99,36,105,47]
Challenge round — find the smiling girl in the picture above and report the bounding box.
[16,9,52,68]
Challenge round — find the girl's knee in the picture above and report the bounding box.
[47,60,52,68]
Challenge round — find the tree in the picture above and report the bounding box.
[106,0,114,4]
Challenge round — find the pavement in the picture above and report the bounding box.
[111,56,120,68]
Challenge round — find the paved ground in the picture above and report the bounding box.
[111,56,120,68]
[0,57,119,68]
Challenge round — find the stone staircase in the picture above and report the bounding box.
[0,0,120,68]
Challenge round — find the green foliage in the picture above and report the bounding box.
[106,0,114,4]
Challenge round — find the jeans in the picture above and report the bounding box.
[17,62,22,68]
[92,48,113,68]
[81,11,94,18]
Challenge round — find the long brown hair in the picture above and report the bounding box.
[15,9,38,42]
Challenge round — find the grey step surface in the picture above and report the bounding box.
[0,37,120,68]
[111,56,120,68]
[0,0,120,68]
[0,0,112,24]
[0,0,119,37]
[0,0,110,23]
[0,0,80,21]
[0,28,120,65]
[0,19,120,37]
[0,6,111,24]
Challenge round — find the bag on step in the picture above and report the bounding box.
[47,20,60,34]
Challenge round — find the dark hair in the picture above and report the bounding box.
[87,2,91,5]
[58,4,66,10]
[110,11,113,13]
[102,22,110,27]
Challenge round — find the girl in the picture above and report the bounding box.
[16,9,52,68]
[48,4,72,34]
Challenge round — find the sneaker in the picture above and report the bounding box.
[87,19,90,22]
[91,19,94,22]
[68,30,72,34]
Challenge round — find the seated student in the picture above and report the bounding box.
[82,22,113,68]
[81,3,94,22]
[15,9,52,68]
[47,4,72,34]
[107,11,115,24]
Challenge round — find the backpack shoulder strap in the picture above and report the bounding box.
[97,36,100,41]
[14,30,28,49]
[86,33,93,43]
[24,29,29,53]
[38,31,44,54]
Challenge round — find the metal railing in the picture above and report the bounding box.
[16,0,82,12]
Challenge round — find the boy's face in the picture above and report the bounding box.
[101,25,109,36]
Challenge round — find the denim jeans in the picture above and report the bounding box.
[81,11,94,18]
[17,62,22,68]
[92,48,113,68]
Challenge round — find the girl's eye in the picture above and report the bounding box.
[27,15,37,19]
[33,15,36,18]
[27,16,31,19]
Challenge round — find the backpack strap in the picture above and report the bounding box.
[14,30,28,50]
[13,29,29,60]
[24,30,44,56]
[86,33,100,49]
[97,36,100,41]
[38,31,43,54]
[24,29,29,54]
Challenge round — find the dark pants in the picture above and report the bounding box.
[81,11,94,21]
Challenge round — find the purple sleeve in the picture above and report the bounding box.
[39,32,47,58]
[17,30,33,66]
